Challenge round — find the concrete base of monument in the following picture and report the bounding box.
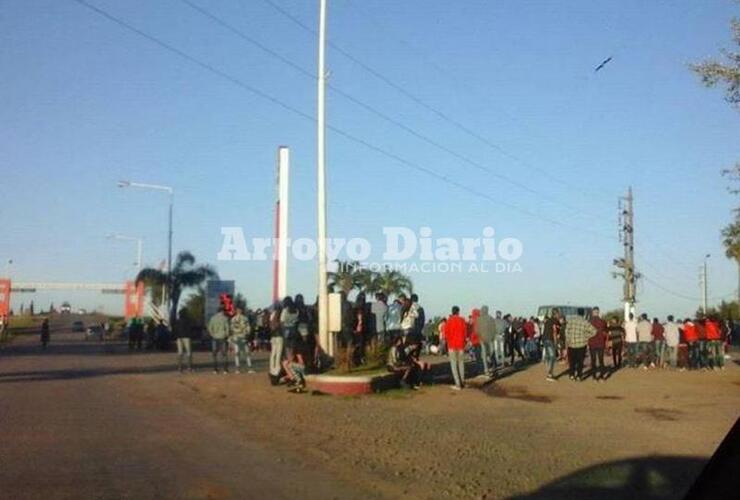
[305,357,483,396]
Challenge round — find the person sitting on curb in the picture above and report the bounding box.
[387,335,417,390]
[283,332,308,393]
[405,335,430,388]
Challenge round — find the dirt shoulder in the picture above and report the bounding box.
[130,354,740,499]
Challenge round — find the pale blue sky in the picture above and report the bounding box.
[1,0,738,318]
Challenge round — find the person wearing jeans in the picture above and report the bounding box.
[445,306,467,390]
[683,319,699,369]
[208,307,231,374]
[663,316,680,369]
[542,308,561,381]
[565,308,595,381]
[476,305,497,377]
[493,311,508,368]
[624,314,638,368]
[705,317,724,370]
[174,310,195,372]
[229,307,253,374]
[589,308,608,381]
[636,314,653,369]
[652,318,666,368]
[607,318,625,369]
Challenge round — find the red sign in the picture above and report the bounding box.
[0,279,10,316]
[124,281,144,319]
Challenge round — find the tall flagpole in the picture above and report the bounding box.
[317,0,330,352]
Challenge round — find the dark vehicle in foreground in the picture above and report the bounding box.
[71,320,85,332]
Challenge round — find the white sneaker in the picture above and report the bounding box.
[248,369,256,374]
[451,385,462,391]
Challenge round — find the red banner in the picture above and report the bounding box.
[0,279,10,317]
[124,281,144,319]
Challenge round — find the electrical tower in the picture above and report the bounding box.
[613,186,639,322]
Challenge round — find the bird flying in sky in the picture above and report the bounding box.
[594,56,613,72]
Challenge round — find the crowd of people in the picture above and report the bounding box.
[434,305,733,389]
[118,291,736,394]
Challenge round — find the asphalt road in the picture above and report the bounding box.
[0,329,359,500]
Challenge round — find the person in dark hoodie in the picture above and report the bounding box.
[476,305,497,377]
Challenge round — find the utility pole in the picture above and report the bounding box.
[701,254,710,314]
[614,187,637,322]
[316,0,330,353]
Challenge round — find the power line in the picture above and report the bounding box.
[180,0,598,220]
[260,0,615,216]
[640,274,734,303]
[70,0,615,241]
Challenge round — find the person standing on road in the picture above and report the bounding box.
[542,308,561,381]
[446,306,467,390]
[589,307,608,382]
[371,292,388,351]
[174,310,195,372]
[40,318,50,349]
[607,318,625,369]
[663,315,680,370]
[400,295,419,342]
[705,316,724,370]
[565,309,595,381]
[437,317,447,356]
[280,296,299,363]
[636,314,653,369]
[652,318,666,368]
[624,313,638,368]
[476,305,497,377]
[411,294,425,343]
[208,306,230,374]
[493,311,507,368]
[683,318,699,370]
[268,301,283,384]
[695,319,709,370]
[229,307,253,374]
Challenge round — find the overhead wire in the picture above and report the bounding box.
[180,0,597,220]
[70,0,616,242]
[260,0,616,217]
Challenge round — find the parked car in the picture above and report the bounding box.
[72,320,85,332]
[60,302,71,314]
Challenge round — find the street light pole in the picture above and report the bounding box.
[316,0,330,353]
[118,180,174,319]
[702,254,710,314]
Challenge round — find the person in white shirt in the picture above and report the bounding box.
[663,315,680,369]
[636,313,654,369]
[624,313,638,368]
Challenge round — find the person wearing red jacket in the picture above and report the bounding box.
[696,319,708,369]
[705,317,724,370]
[683,319,698,370]
[445,306,468,390]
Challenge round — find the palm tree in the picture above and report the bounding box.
[136,251,218,326]
[721,218,740,303]
[327,260,361,295]
[372,269,413,298]
[356,267,379,296]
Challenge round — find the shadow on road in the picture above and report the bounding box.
[0,363,181,383]
[511,455,708,500]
